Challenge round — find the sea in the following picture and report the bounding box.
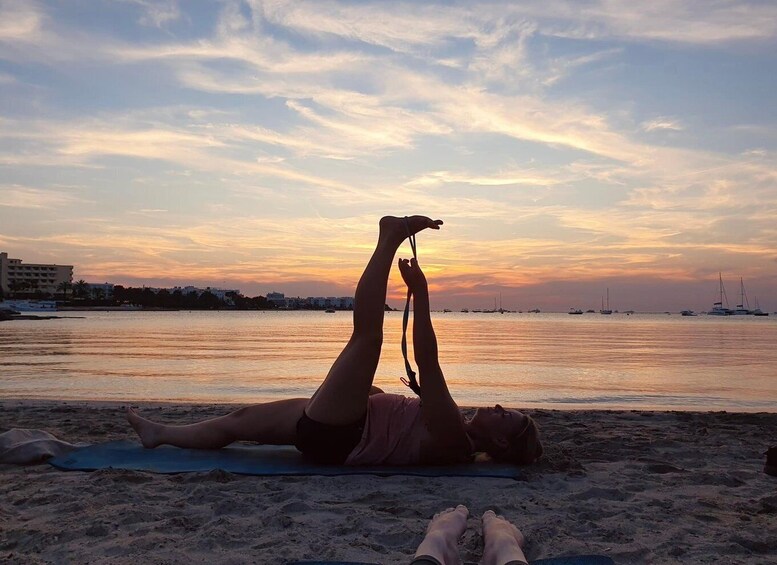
[1,311,776,412]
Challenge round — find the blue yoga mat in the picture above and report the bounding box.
[49,440,525,479]
[290,557,614,565]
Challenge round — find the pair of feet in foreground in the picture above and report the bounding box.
[415,506,527,565]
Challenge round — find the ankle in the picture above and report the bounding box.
[415,530,457,563]
[483,531,525,565]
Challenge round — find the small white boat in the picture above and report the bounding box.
[568,308,583,315]
[752,297,769,316]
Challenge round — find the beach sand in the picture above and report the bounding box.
[2,400,776,564]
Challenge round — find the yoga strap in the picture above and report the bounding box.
[400,219,421,396]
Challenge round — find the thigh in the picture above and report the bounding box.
[224,398,308,444]
[304,335,381,426]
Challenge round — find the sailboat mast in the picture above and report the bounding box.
[718,272,729,307]
[739,277,750,309]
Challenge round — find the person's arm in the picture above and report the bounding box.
[399,259,471,462]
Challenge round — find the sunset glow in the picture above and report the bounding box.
[1,1,775,311]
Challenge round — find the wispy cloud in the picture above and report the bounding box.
[0,185,82,209]
[0,0,44,42]
[642,118,684,132]
[130,0,182,28]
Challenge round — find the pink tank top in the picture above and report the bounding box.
[345,393,429,466]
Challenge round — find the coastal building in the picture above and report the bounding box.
[169,286,241,305]
[266,291,294,309]
[85,282,115,300]
[307,296,355,309]
[0,252,73,297]
[264,292,354,310]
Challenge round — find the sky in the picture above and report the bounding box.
[1,0,776,312]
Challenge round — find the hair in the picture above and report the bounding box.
[488,415,543,465]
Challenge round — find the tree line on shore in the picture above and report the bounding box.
[3,281,274,310]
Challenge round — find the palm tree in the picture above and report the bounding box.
[74,280,89,299]
[57,281,72,300]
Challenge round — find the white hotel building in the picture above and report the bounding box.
[266,292,355,310]
[0,252,73,296]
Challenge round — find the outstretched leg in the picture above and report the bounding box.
[305,215,442,426]
[126,398,307,449]
[412,505,469,565]
[480,510,528,565]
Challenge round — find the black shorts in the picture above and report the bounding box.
[294,411,366,464]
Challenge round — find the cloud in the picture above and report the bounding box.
[0,185,81,208]
[0,0,43,42]
[642,118,684,132]
[406,169,566,188]
[131,0,182,28]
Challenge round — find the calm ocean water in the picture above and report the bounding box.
[1,311,776,412]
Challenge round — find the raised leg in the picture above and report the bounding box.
[399,257,470,460]
[480,510,528,565]
[304,215,442,426]
[413,505,469,565]
[126,398,308,449]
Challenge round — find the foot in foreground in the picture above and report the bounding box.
[126,408,160,448]
[413,505,468,565]
[481,510,528,565]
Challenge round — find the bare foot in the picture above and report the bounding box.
[414,505,469,565]
[379,215,443,246]
[480,510,527,565]
[126,408,161,448]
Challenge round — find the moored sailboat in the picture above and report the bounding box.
[708,273,731,316]
[752,297,769,316]
[599,288,612,315]
[731,277,751,315]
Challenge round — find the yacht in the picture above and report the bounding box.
[708,273,731,316]
[599,288,612,315]
[568,308,583,315]
[731,278,751,315]
[752,297,769,316]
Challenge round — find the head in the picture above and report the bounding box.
[466,405,543,465]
